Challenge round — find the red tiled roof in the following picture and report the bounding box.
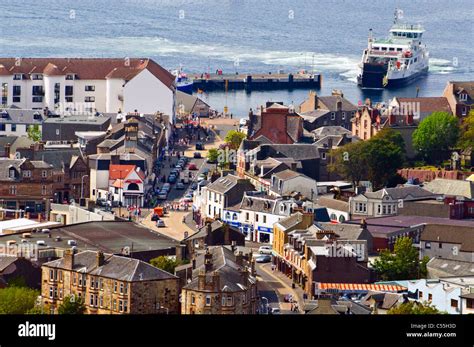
[0,58,175,89]
[109,164,135,180]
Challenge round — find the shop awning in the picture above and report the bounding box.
[317,282,406,292]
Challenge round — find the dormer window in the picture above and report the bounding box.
[13,74,23,80]
[8,168,17,179]
[22,170,31,178]
[66,74,75,80]
[330,112,335,120]
[459,93,468,101]
[31,74,43,80]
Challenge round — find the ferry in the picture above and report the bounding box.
[357,10,429,89]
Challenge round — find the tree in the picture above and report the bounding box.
[328,141,367,187]
[224,130,246,150]
[364,136,405,190]
[388,301,442,315]
[373,237,429,281]
[58,294,86,314]
[412,112,460,164]
[150,256,189,274]
[458,110,474,151]
[207,148,219,164]
[27,124,42,142]
[328,129,405,190]
[0,287,40,314]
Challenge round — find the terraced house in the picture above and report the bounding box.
[41,250,180,314]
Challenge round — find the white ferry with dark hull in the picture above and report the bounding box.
[357,11,429,89]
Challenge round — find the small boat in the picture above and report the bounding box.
[172,69,194,94]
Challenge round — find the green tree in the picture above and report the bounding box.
[27,124,42,142]
[207,148,219,164]
[0,286,40,314]
[388,301,442,315]
[58,294,86,314]
[365,136,405,190]
[224,130,246,150]
[328,141,367,187]
[373,237,429,281]
[150,256,189,274]
[412,112,460,164]
[458,110,474,151]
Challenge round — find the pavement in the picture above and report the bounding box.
[256,261,305,314]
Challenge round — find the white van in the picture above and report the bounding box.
[258,246,272,254]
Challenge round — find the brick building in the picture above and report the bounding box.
[41,250,180,314]
[0,158,54,217]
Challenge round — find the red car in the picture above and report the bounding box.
[188,163,198,170]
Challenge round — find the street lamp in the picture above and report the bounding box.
[80,175,89,200]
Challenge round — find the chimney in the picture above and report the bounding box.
[212,271,220,291]
[206,221,212,237]
[312,91,319,110]
[63,248,75,270]
[302,212,314,228]
[204,248,213,272]
[175,245,185,262]
[236,251,244,266]
[198,269,206,290]
[336,100,342,112]
[239,267,249,284]
[192,256,196,270]
[96,251,105,267]
[224,224,230,245]
[4,143,11,158]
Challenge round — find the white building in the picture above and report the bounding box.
[269,169,318,199]
[108,165,145,207]
[407,277,474,314]
[0,58,175,122]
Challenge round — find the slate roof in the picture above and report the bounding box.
[16,147,83,170]
[317,196,349,212]
[240,194,277,213]
[423,179,474,199]
[363,186,435,200]
[0,136,34,157]
[318,96,358,112]
[184,246,255,292]
[311,126,352,140]
[273,169,303,181]
[43,250,177,281]
[277,212,305,229]
[317,222,366,240]
[207,175,253,194]
[257,144,320,160]
[360,291,403,310]
[426,258,474,277]
[0,108,47,124]
[184,220,225,241]
[420,224,474,252]
[0,256,19,272]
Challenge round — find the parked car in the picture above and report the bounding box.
[195,142,204,150]
[193,152,202,159]
[156,220,165,227]
[151,214,160,222]
[190,182,198,190]
[96,198,107,207]
[168,175,177,184]
[197,174,206,182]
[259,246,272,255]
[183,194,193,202]
[283,294,294,303]
[176,182,185,190]
[202,168,210,175]
[255,255,271,263]
[188,163,198,170]
[158,192,168,200]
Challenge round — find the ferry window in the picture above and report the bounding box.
[397,48,402,51]
[381,47,387,51]
[413,33,418,38]
[389,47,395,51]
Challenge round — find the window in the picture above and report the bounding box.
[263,215,267,223]
[32,74,43,80]
[49,287,53,299]
[459,93,467,101]
[49,269,55,281]
[90,294,95,306]
[114,281,118,293]
[233,213,238,221]
[451,299,458,308]
[42,185,47,195]
[466,298,474,309]
[321,152,326,160]
[85,96,95,102]
[123,300,128,312]
[342,112,345,120]
[0,124,5,131]
[11,124,16,132]
[13,85,21,103]
[118,300,123,312]
[59,271,63,282]
[425,242,431,249]
[85,85,95,92]
[419,291,423,299]
[330,112,335,120]
[256,214,259,222]
[22,170,31,178]
[42,170,48,178]
[120,282,124,294]
[439,243,443,249]
[191,295,195,305]
[245,212,249,221]
[59,288,63,299]
[428,294,432,301]
[113,299,117,311]
[13,74,22,80]
[99,278,103,290]
[205,295,211,306]
[9,185,17,195]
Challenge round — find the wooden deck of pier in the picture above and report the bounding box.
[190,72,321,91]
